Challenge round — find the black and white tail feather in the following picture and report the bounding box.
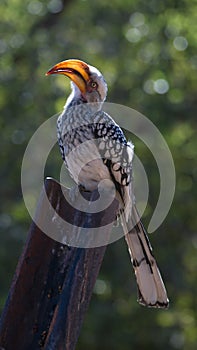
[120,205,169,308]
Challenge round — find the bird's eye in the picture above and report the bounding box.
[91,81,97,89]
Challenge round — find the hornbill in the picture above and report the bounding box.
[46,59,169,308]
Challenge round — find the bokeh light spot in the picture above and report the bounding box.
[129,12,145,27]
[173,36,188,51]
[153,79,169,94]
[125,28,141,43]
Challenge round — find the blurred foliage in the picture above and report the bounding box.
[0,0,197,349]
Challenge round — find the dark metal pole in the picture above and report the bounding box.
[0,178,118,350]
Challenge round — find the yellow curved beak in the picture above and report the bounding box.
[46,59,90,93]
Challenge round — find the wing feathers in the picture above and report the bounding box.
[121,206,169,308]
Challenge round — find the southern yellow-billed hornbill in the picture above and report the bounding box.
[46,59,169,308]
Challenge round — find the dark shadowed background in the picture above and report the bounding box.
[0,0,196,349]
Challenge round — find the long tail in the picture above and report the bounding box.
[120,206,169,308]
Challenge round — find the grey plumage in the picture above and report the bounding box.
[57,99,133,219]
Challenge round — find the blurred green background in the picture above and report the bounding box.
[0,0,197,349]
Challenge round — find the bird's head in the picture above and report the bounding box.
[46,59,108,105]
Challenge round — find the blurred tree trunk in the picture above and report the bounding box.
[0,178,118,350]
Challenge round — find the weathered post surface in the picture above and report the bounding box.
[0,177,119,350]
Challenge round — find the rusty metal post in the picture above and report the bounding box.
[0,178,118,350]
